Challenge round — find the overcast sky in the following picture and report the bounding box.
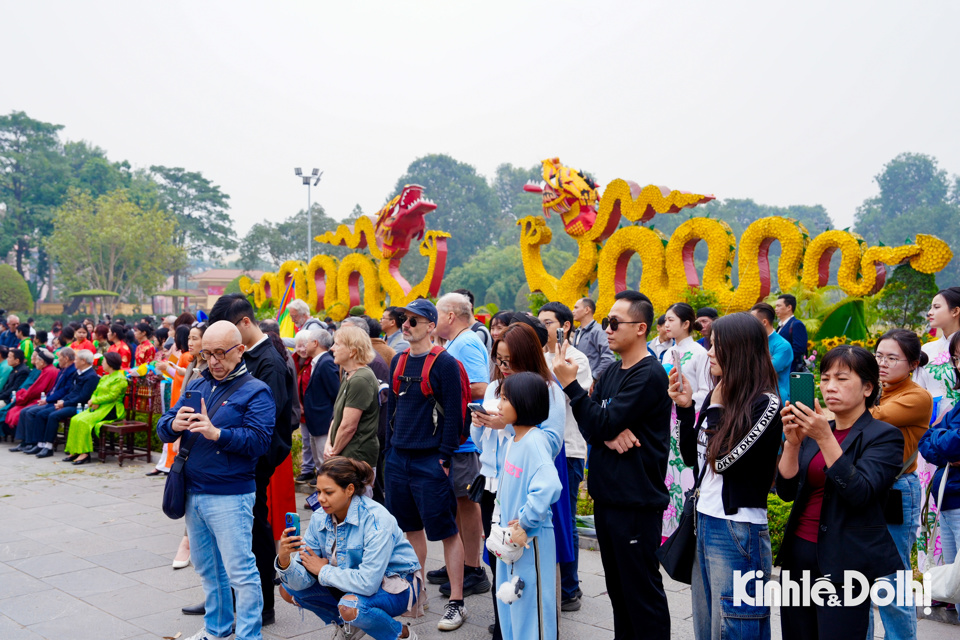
[3,0,959,239]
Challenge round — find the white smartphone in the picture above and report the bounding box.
[467,402,488,415]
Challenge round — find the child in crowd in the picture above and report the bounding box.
[492,371,562,640]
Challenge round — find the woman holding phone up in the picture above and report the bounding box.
[776,346,903,640]
[276,457,422,640]
[668,313,783,640]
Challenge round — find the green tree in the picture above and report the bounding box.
[345,203,365,222]
[392,155,501,270]
[855,153,960,285]
[875,264,939,332]
[0,264,33,312]
[0,111,69,277]
[46,189,188,314]
[149,165,235,286]
[238,204,347,270]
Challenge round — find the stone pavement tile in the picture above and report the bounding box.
[561,618,615,639]
[0,527,22,543]
[0,614,46,640]
[125,635,165,640]
[81,582,193,619]
[43,566,141,598]
[47,530,138,558]
[122,510,173,529]
[0,568,53,599]
[125,564,201,593]
[0,589,90,626]
[92,501,158,518]
[8,551,97,578]
[0,538,57,562]
[130,533,185,558]
[665,587,693,620]
[577,571,609,598]
[27,606,145,640]
[88,547,172,574]
[87,520,158,541]
[249,601,329,639]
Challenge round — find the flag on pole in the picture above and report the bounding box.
[276,275,297,340]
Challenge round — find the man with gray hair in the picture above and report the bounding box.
[162,315,178,331]
[287,299,326,333]
[294,328,339,484]
[21,349,100,457]
[428,292,492,597]
[0,315,20,348]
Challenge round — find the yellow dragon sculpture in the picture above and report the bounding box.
[520,158,953,318]
[240,184,450,322]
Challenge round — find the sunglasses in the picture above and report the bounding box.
[601,317,642,331]
[198,344,242,362]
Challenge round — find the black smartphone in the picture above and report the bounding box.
[285,512,301,537]
[789,372,816,409]
[182,391,203,415]
[555,328,564,345]
[467,402,488,415]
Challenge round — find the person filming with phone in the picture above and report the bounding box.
[775,345,904,640]
[277,457,422,640]
[156,320,276,640]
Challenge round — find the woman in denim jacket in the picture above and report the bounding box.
[277,457,422,640]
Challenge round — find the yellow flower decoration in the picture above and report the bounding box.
[306,254,340,313]
[596,226,670,318]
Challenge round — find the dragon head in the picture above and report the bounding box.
[523,157,600,238]
[374,184,437,259]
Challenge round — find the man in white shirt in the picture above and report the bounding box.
[539,301,592,612]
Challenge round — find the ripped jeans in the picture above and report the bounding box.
[692,512,772,640]
[284,574,414,640]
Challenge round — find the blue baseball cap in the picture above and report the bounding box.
[400,299,437,325]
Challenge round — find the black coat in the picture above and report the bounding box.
[0,363,29,400]
[243,338,295,469]
[302,351,340,438]
[775,409,904,581]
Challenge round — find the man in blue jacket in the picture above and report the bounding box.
[157,321,275,640]
[751,303,794,403]
[775,294,809,372]
[23,349,100,457]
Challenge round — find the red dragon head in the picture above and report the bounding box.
[374,184,437,259]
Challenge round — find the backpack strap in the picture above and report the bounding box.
[419,345,446,401]
[391,350,411,395]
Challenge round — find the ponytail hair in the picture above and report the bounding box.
[317,456,375,495]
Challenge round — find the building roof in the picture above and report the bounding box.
[191,269,265,282]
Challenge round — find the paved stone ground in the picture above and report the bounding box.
[0,450,956,639]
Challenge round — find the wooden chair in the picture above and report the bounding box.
[98,376,162,466]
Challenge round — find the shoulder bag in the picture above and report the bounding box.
[924,465,960,603]
[162,374,251,519]
[656,454,709,584]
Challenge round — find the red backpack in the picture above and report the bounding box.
[391,345,472,445]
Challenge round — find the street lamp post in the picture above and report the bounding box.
[294,167,323,262]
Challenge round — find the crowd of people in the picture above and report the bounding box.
[3,283,960,640]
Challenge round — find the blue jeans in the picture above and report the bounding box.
[869,473,921,640]
[285,576,415,640]
[939,506,960,622]
[692,512,772,640]
[560,456,585,599]
[185,492,262,640]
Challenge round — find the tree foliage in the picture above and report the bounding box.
[238,204,346,271]
[0,264,33,312]
[875,264,939,332]
[855,153,960,285]
[392,154,502,271]
[46,189,187,314]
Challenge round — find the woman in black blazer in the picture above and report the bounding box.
[776,345,904,640]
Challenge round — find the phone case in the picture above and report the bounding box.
[789,373,816,408]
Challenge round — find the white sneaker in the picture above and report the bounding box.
[437,601,467,631]
[183,630,231,640]
[402,627,419,640]
[330,624,366,640]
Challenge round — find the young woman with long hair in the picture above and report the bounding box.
[916,286,960,418]
[668,312,783,640]
[663,302,713,412]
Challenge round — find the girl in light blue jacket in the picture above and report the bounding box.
[277,457,422,640]
[494,372,563,640]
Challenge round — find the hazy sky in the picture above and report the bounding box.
[3,1,959,240]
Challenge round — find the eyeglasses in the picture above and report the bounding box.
[404,316,423,327]
[198,344,242,362]
[496,357,511,369]
[602,317,642,331]
[874,354,903,366]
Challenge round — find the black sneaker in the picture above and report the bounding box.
[295,471,316,483]
[560,593,582,611]
[426,565,448,585]
[439,566,491,597]
[437,601,467,631]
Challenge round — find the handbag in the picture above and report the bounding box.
[924,465,960,603]
[161,374,251,519]
[656,458,708,584]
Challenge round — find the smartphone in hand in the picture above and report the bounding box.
[672,350,684,393]
[182,391,203,415]
[467,402,488,415]
[789,373,816,410]
[285,512,301,538]
[556,328,564,345]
